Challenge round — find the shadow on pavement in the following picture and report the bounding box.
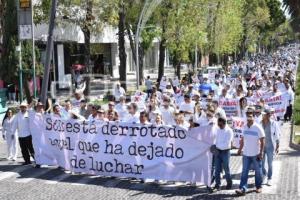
[0,163,239,199]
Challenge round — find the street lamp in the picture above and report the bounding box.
[135,0,162,90]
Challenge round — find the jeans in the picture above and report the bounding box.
[215,149,232,187]
[239,155,263,191]
[262,149,274,179]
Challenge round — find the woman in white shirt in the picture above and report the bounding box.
[2,109,18,161]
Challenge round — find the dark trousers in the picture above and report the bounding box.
[19,135,35,163]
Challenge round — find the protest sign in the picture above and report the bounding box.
[219,98,239,117]
[31,115,214,185]
[231,117,245,148]
[263,93,288,118]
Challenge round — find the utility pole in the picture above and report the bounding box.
[40,0,57,105]
[31,0,36,98]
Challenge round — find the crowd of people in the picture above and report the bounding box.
[1,44,298,195]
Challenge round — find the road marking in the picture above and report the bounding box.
[44,173,70,185]
[263,160,281,194]
[103,179,122,187]
[0,165,31,181]
[15,168,52,183]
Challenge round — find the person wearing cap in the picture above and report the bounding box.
[261,109,281,186]
[236,107,265,195]
[214,116,233,190]
[12,102,35,165]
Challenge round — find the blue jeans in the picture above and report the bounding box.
[239,155,263,191]
[215,149,232,187]
[262,149,274,179]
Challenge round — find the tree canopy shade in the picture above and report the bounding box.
[283,0,300,32]
[0,0,296,91]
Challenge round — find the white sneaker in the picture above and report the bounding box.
[267,179,272,186]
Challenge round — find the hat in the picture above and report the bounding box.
[218,115,227,122]
[97,109,105,113]
[262,108,271,115]
[20,102,28,107]
[246,106,255,113]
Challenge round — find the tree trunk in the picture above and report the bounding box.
[158,38,166,82]
[82,0,93,98]
[118,1,127,91]
[138,47,144,85]
[173,54,181,79]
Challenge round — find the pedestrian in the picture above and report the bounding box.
[236,107,265,195]
[145,76,153,99]
[214,116,233,190]
[12,102,35,165]
[2,109,18,161]
[261,109,281,186]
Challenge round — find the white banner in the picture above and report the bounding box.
[219,98,239,117]
[263,93,288,118]
[30,115,215,185]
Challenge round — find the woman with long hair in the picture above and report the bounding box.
[2,109,18,161]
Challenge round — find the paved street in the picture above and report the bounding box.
[0,122,299,200]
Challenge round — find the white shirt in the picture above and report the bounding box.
[115,103,128,121]
[12,111,31,138]
[125,113,140,124]
[242,122,265,156]
[179,102,195,113]
[215,126,234,150]
[114,87,126,101]
[3,116,16,137]
[160,106,176,125]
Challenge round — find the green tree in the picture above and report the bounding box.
[0,0,18,83]
[283,0,300,32]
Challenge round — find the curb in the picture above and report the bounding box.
[290,121,300,150]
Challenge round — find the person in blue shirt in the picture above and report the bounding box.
[199,77,213,96]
